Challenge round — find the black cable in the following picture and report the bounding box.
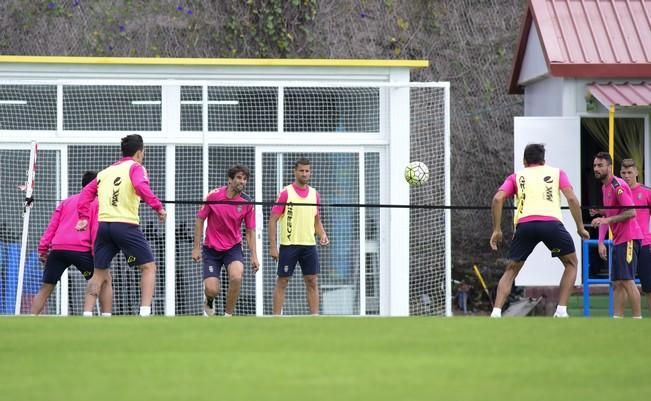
[29,197,649,210]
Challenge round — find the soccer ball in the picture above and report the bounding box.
[404,161,430,187]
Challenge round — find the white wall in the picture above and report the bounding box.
[513,117,582,286]
[518,24,548,85]
[524,77,564,116]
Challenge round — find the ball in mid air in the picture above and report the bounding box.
[404,161,429,187]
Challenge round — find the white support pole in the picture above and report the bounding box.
[202,85,209,196]
[164,144,176,316]
[57,86,69,315]
[15,142,38,315]
[254,149,264,316]
[162,85,180,316]
[443,82,452,317]
[59,146,69,315]
[358,151,367,315]
[382,76,411,316]
[275,154,284,315]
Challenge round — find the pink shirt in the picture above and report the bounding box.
[197,186,255,251]
[630,184,651,246]
[39,193,98,256]
[598,176,643,245]
[78,157,163,221]
[270,183,321,216]
[498,167,571,223]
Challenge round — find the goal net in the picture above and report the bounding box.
[0,82,449,316]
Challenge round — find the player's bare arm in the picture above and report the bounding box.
[560,187,589,239]
[157,208,167,223]
[591,209,636,227]
[315,215,329,246]
[245,228,260,272]
[268,213,280,260]
[191,217,204,262]
[489,190,506,250]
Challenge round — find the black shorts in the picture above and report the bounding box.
[612,240,639,282]
[277,245,320,277]
[509,220,575,262]
[94,222,155,269]
[638,244,651,292]
[43,250,94,284]
[202,244,244,280]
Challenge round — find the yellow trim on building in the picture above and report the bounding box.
[0,55,428,68]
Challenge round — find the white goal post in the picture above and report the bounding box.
[0,79,450,317]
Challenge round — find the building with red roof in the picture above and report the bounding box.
[508,0,650,287]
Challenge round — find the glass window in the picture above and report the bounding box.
[284,87,380,133]
[180,86,202,132]
[0,85,56,130]
[181,86,278,132]
[63,86,161,131]
[208,86,277,132]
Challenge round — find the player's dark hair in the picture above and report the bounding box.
[227,165,250,180]
[594,151,612,165]
[81,171,97,187]
[121,134,144,157]
[294,158,311,169]
[523,143,545,165]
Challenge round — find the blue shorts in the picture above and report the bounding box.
[509,221,575,261]
[94,222,155,269]
[277,245,319,277]
[43,250,94,284]
[611,240,639,281]
[636,244,651,292]
[202,244,244,280]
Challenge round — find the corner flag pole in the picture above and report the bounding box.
[15,142,38,315]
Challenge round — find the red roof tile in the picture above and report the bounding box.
[509,0,651,94]
[587,81,651,106]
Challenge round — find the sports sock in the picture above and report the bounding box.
[224,312,232,317]
[632,316,643,319]
[555,305,567,315]
[139,306,151,317]
[101,313,112,317]
[83,311,93,317]
[490,307,502,318]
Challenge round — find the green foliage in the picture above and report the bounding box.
[223,0,317,58]
[18,1,318,58]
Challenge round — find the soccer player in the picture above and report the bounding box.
[592,154,645,318]
[269,158,329,315]
[192,165,260,317]
[32,171,112,316]
[489,143,589,318]
[76,134,167,317]
[617,158,651,313]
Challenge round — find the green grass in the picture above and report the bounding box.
[0,317,648,401]
[568,293,651,317]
